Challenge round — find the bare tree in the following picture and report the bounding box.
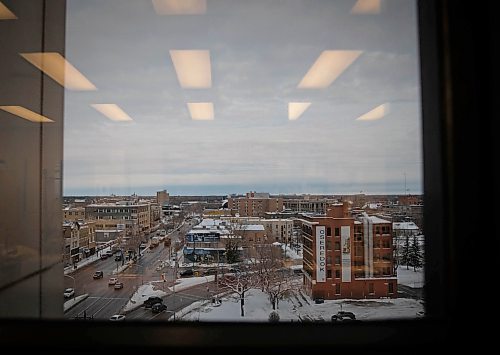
[218,268,258,317]
[265,268,295,310]
[252,244,296,310]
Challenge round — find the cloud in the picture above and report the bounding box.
[64,0,422,195]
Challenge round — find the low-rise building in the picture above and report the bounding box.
[228,191,283,217]
[62,221,96,266]
[62,207,85,222]
[301,203,396,300]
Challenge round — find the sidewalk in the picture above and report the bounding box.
[63,294,89,313]
[112,260,133,275]
[64,245,114,275]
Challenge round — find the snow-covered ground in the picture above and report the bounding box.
[397,266,424,288]
[183,289,423,322]
[168,275,215,292]
[281,244,302,260]
[123,284,167,313]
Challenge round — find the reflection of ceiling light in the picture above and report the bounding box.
[0,106,54,123]
[187,102,214,120]
[19,52,96,91]
[170,50,212,89]
[351,0,381,14]
[91,104,133,122]
[288,102,311,120]
[170,50,211,89]
[298,50,362,89]
[152,0,206,15]
[0,2,17,20]
[356,103,390,121]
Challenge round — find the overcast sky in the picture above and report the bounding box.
[63,0,422,196]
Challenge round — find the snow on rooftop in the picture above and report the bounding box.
[236,224,265,231]
[393,222,420,230]
[367,216,391,224]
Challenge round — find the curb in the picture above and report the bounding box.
[63,294,89,313]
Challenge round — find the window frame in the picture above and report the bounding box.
[0,0,489,351]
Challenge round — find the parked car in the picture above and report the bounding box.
[100,254,108,260]
[114,254,122,261]
[336,311,356,320]
[93,271,104,279]
[63,288,74,298]
[151,303,167,313]
[108,277,118,285]
[314,298,325,304]
[109,314,125,321]
[143,296,163,308]
[105,250,113,257]
[331,311,357,322]
[179,269,194,277]
[114,282,124,289]
[203,268,218,276]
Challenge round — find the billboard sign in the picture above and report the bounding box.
[316,226,326,282]
[341,226,351,282]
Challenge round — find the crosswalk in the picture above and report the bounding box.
[117,273,141,278]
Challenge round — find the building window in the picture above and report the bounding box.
[334,241,340,251]
[335,255,340,265]
[335,284,341,295]
[369,283,375,294]
[334,228,340,237]
[327,269,332,279]
[355,247,363,257]
[335,270,341,279]
[327,227,331,236]
[388,283,394,294]
[327,256,332,265]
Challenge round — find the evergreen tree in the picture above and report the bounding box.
[409,235,423,271]
[401,234,411,269]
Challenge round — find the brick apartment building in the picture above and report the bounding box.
[301,203,396,299]
[228,191,283,217]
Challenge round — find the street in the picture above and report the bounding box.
[64,219,205,321]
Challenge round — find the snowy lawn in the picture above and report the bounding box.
[183,288,423,322]
[123,283,168,313]
[397,266,424,288]
[168,275,215,292]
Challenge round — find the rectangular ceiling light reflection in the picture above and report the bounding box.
[298,50,362,89]
[170,50,211,89]
[91,104,133,122]
[351,0,381,14]
[20,52,96,91]
[152,0,206,15]
[356,103,390,121]
[0,2,17,19]
[288,102,311,120]
[187,102,214,120]
[0,106,54,122]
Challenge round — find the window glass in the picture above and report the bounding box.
[0,0,425,322]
